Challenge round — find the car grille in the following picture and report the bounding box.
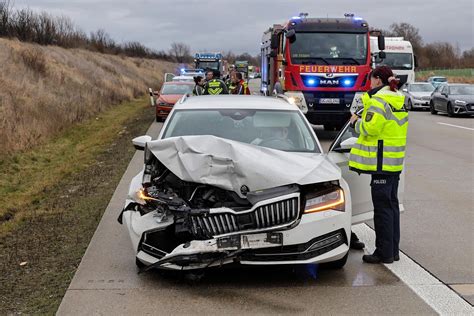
[190,196,300,238]
[422,96,431,101]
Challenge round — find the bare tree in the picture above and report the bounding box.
[169,42,191,63]
[389,22,423,51]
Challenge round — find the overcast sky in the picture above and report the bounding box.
[13,0,474,54]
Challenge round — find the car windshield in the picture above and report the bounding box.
[450,85,474,95]
[410,84,435,92]
[161,84,193,95]
[163,109,320,153]
[432,77,447,82]
[289,32,367,65]
[197,61,219,70]
[375,53,413,70]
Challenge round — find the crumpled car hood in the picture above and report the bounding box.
[147,135,341,197]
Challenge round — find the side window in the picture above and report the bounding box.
[442,85,449,95]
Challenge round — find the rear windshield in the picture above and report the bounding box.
[161,84,193,95]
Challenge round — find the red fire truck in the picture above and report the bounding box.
[261,14,385,130]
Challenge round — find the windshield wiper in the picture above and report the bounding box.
[300,57,329,65]
[339,58,360,65]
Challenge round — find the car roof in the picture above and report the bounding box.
[164,81,194,85]
[173,95,299,111]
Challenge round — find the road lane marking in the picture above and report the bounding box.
[353,224,473,314]
[437,122,474,131]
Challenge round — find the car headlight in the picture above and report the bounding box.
[134,187,159,205]
[304,188,345,214]
[455,100,467,105]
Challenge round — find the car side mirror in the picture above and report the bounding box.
[377,34,385,51]
[378,51,386,59]
[286,29,296,44]
[340,137,358,150]
[132,135,152,151]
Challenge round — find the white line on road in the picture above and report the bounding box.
[353,224,473,315]
[437,122,474,131]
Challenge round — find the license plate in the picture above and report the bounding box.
[320,98,340,104]
[217,232,283,249]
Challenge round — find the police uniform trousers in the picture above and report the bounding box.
[371,173,400,260]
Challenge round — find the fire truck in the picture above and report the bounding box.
[194,52,223,73]
[261,14,385,130]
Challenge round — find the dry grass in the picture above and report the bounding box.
[0,38,175,154]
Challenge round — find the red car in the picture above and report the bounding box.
[155,82,194,122]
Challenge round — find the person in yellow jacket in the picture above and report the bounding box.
[349,65,408,264]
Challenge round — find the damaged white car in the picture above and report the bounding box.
[118,95,404,271]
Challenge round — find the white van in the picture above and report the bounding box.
[371,37,416,85]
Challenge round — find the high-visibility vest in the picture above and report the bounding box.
[349,86,409,174]
[204,79,228,95]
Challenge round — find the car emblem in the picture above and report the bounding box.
[240,185,249,195]
[326,73,334,78]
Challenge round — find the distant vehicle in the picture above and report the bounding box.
[430,83,474,116]
[401,82,435,110]
[427,76,448,88]
[194,52,223,73]
[153,82,194,122]
[248,72,256,79]
[171,75,195,83]
[180,68,205,77]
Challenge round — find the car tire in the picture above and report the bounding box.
[407,99,413,111]
[447,103,455,117]
[321,252,348,270]
[430,101,437,115]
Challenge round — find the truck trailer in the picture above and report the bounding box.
[261,14,385,130]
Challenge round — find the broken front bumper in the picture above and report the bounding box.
[122,204,350,270]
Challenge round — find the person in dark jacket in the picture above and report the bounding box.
[192,76,205,96]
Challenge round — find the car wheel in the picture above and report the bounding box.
[430,101,437,115]
[321,252,348,269]
[407,99,413,111]
[447,103,454,117]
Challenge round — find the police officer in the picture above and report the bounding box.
[203,70,229,95]
[349,65,408,264]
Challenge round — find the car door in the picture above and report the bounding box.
[164,73,175,83]
[327,120,405,225]
[432,86,442,110]
[440,85,450,112]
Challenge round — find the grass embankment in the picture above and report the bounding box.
[0,97,155,314]
[416,68,474,83]
[0,38,175,154]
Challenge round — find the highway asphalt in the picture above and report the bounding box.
[58,81,473,314]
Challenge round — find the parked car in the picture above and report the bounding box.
[401,82,435,110]
[119,95,405,272]
[154,82,194,121]
[427,76,448,88]
[171,75,195,83]
[430,84,474,116]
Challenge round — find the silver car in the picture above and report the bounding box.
[401,82,435,110]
